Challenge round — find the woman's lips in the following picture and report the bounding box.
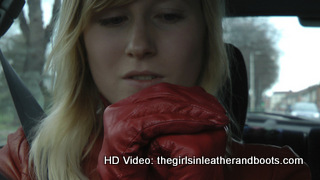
[123,71,164,89]
[123,70,163,80]
[128,75,159,80]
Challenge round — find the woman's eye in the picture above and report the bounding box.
[98,16,128,26]
[156,13,184,23]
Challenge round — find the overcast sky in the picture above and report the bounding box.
[268,17,320,95]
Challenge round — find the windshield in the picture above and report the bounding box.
[223,17,320,120]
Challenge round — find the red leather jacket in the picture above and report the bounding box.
[0,83,311,179]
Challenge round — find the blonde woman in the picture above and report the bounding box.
[0,0,311,179]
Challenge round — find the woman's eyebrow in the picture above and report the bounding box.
[154,0,193,9]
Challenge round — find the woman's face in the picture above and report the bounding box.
[84,0,206,103]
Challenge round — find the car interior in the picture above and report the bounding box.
[1,0,320,179]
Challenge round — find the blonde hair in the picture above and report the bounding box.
[199,0,229,95]
[28,0,230,179]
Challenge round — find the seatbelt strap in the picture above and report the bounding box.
[0,50,45,145]
[0,0,45,145]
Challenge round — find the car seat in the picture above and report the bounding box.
[223,44,318,179]
[220,44,249,139]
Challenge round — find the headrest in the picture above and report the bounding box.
[220,44,248,139]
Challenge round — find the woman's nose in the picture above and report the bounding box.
[125,22,156,60]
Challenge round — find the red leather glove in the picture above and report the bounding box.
[148,130,227,180]
[97,83,229,179]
